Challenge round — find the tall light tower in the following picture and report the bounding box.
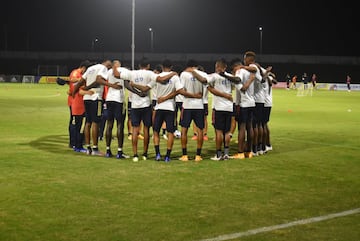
[131,0,135,69]
[149,27,154,52]
[259,26,263,55]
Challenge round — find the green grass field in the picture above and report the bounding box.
[0,83,359,241]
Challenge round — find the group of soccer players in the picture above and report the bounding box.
[66,50,277,162]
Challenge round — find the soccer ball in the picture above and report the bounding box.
[174,130,181,139]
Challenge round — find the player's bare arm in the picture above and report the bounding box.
[190,69,208,84]
[219,72,241,84]
[241,73,256,91]
[207,85,233,102]
[130,81,151,93]
[157,90,177,104]
[71,78,85,97]
[156,72,177,84]
[124,80,147,97]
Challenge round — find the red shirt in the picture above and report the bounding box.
[68,68,83,107]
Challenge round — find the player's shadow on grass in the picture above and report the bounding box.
[29,135,71,154]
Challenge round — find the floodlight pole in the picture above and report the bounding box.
[259,26,263,55]
[131,0,135,70]
[149,27,154,52]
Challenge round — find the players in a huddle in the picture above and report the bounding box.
[69,51,276,162]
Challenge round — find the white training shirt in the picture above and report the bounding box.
[264,75,274,107]
[82,64,108,101]
[120,69,157,109]
[254,66,267,103]
[235,64,261,108]
[181,70,208,109]
[106,67,129,103]
[207,72,234,112]
[175,72,185,103]
[155,72,183,111]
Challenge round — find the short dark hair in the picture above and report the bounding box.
[229,58,242,68]
[186,59,198,68]
[162,59,173,69]
[154,64,163,73]
[139,58,150,68]
[79,60,91,68]
[244,51,256,59]
[216,58,227,67]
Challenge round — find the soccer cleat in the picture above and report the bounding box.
[257,150,264,155]
[105,151,113,158]
[179,155,189,162]
[127,134,132,140]
[211,155,222,161]
[245,152,253,158]
[191,135,198,140]
[92,150,105,156]
[265,145,273,152]
[74,147,87,153]
[222,154,229,160]
[195,155,203,162]
[230,153,245,159]
[155,153,162,161]
[138,134,144,140]
[162,134,168,140]
[116,152,129,159]
[132,156,139,162]
[203,135,208,141]
[142,155,147,161]
[86,147,92,155]
[164,156,170,162]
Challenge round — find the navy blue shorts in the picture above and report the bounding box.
[106,101,125,122]
[181,109,205,129]
[264,107,272,123]
[204,103,209,116]
[214,110,232,133]
[253,103,265,125]
[84,100,103,123]
[131,106,152,127]
[127,101,132,118]
[238,107,254,124]
[151,99,157,110]
[153,110,176,133]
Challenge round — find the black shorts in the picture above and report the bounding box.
[204,103,209,116]
[131,106,152,127]
[106,101,125,122]
[127,101,132,118]
[213,110,232,133]
[84,100,103,123]
[253,103,265,125]
[238,107,254,124]
[264,107,272,123]
[181,109,205,129]
[151,99,157,110]
[153,110,176,133]
[175,102,183,113]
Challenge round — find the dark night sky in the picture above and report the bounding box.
[1,0,359,56]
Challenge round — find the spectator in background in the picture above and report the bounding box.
[346,74,351,92]
[311,73,317,89]
[302,72,309,89]
[290,75,297,89]
[285,73,291,90]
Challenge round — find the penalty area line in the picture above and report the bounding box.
[198,208,360,241]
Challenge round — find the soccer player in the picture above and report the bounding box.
[231,52,261,159]
[253,64,272,156]
[179,60,209,162]
[263,72,277,153]
[104,60,130,159]
[67,60,91,149]
[207,59,241,160]
[119,58,177,162]
[72,60,121,156]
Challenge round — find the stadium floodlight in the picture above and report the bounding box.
[259,26,263,54]
[91,38,99,51]
[131,0,135,70]
[149,27,154,52]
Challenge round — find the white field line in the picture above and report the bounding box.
[198,208,360,241]
[276,136,360,150]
